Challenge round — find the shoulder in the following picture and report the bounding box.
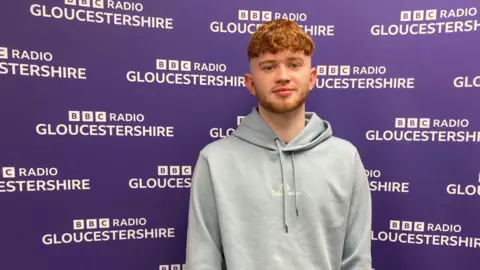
[324,135,360,157]
[197,136,242,160]
[318,136,365,172]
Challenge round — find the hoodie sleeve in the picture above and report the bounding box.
[185,152,226,270]
[341,150,373,270]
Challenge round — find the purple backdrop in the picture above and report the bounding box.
[1,0,480,269]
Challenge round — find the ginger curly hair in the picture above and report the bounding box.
[247,19,315,60]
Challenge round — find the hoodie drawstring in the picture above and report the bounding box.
[292,153,299,217]
[275,139,288,233]
[275,139,299,234]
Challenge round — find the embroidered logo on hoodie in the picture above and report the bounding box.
[271,183,302,197]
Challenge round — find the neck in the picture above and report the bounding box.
[258,104,306,143]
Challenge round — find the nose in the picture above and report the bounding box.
[275,65,290,84]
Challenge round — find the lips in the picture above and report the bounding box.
[273,88,294,93]
[273,88,294,97]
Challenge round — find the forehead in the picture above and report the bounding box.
[257,50,308,61]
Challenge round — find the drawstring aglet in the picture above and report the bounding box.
[285,225,289,233]
[296,208,299,217]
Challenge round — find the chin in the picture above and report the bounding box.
[261,101,304,114]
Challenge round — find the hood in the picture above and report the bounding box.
[233,107,333,233]
[234,107,332,151]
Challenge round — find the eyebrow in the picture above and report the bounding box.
[258,60,276,66]
[287,57,304,62]
[258,57,304,66]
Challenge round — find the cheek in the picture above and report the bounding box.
[254,77,271,89]
[294,73,312,86]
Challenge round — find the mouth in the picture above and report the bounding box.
[273,88,295,93]
[273,88,295,97]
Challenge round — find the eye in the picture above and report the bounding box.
[262,65,274,71]
[290,63,300,68]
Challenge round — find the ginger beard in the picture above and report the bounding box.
[252,79,311,114]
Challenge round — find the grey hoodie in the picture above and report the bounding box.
[186,107,372,270]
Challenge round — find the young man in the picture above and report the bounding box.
[185,19,372,269]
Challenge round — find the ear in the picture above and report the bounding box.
[244,73,256,96]
[308,67,317,91]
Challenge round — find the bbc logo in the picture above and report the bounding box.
[65,0,104,9]
[159,264,185,270]
[69,111,106,122]
[158,166,192,176]
[156,59,191,71]
[400,10,437,22]
[238,10,272,21]
[395,118,430,128]
[2,167,15,178]
[390,220,425,232]
[74,218,110,230]
[317,65,351,76]
[0,47,8,60]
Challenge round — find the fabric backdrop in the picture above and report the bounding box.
[1,0,479,269]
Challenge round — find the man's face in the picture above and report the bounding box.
[244,50,317,114]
